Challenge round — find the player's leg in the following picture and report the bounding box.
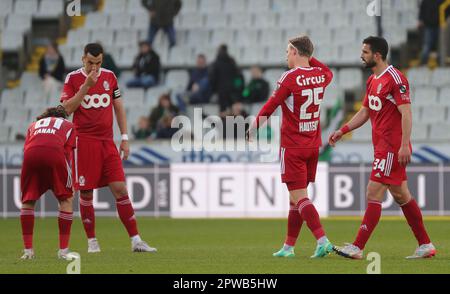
[75,138,102,252]
[20,200,36,259]
[273,189,303,258]
[109,181,157,252]
[335,180,387,259]
[56,196,74,258]
[78,189,100,253]
[290,187,333,258]
[389,181,435,258]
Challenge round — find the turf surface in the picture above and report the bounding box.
[1,217,449,274]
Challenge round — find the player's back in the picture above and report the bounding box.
[278,66,332,148]
[24,117,75,152]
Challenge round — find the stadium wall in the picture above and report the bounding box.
[1,162,450,218]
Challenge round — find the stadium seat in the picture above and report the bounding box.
[429,123,450,141]
[273,0,295,12]
[36,0,64,18]
[84,13,109,29]
[411,87,439,106]
[13,0,38,15]
[263,69,285,86]
[165,70,190,90]
[228,13,253,29]
[179,12,204,29]
[6,14,32,33]
[91,29,115,47]
[0,0,13,16]
[103,0,127,15]
[210,29,235,47]
[253,12,277,29]
[411,123,428,141]
[235,29,259,47]
[179,0,198,14]
[115,30,139,48]
[438,87,450,105]
[248,0,270,12]
[278,12,302,29]
[223,0,247,12]
[0,126,10,142]
[431,68,450,87]
[337,68,363,90]
[66,29,91,48]
[420,105,447,124]
[132,12,150,30]
[205,13,228,29]
[122,88,145,106]
[127,0,146,15]
[407,67,432,87]
[351,120,372,141]
[108,13,133,30]
[199,0,222,13]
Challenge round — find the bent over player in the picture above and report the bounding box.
[20,106,76,259]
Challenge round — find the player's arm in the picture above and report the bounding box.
[310,57,333,84]
[246,83,291,140]
[397,104,412,166]
[328,106,370,147]
[62,71,98,115]
[113,98,130,160]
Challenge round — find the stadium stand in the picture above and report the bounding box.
[1,0,447,144]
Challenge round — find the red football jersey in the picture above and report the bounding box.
[60,68,121,140]
[24,117,76,155]
[253,57,333,148]
[362,65,411,152]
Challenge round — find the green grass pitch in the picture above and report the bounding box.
[1,217,449,274]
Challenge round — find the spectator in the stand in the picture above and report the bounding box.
[155,114,178,139]
[39,42,65,100]
[418,0,444,65]
[127,41,161,89]
[209,44,243,112]
[149,94,179,133]
[99,44,121,78]
[221,102,249,140]
[133,116,152,140]
[142,0,182,48]
[187,54,211,104]
[241,66,270,103]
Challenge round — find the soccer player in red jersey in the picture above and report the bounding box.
[329,36,435,259]
[60,43,156,253]
[20,106,76,259]
[247,36,334,258]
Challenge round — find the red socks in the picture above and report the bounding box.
[116,196,139,237]
[285,202,303,246]
[20,208,35,249]
[79,196,96,239]
[353,200,382,250]
[297,198,325,240]
[58,211,73,249]
[401,199,431,245]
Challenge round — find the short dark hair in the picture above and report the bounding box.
[363,36,389,60]
[288,35,314,57]
[36,105,68,121]
[84,43,104,57]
